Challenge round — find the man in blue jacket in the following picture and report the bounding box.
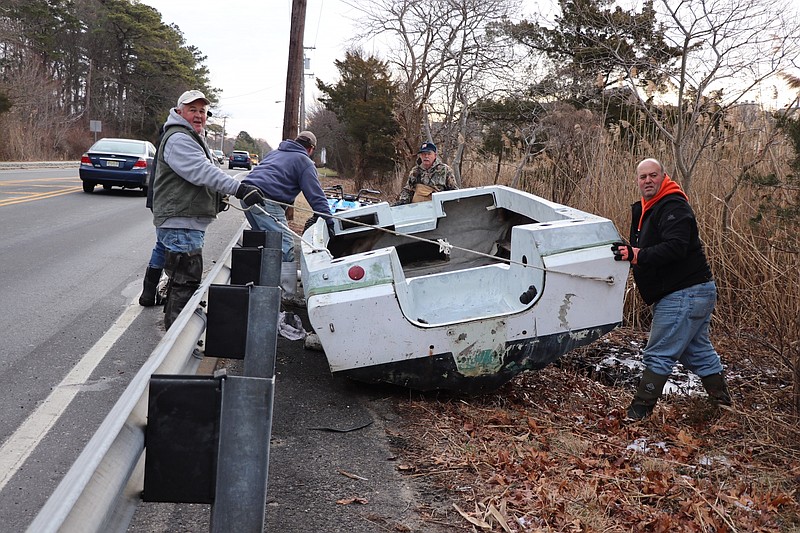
[612,158,731,420]
[240,130,332,262]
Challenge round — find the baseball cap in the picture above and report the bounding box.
[296,130,317,147]
[417,141,436,153]
[177,89,210,108]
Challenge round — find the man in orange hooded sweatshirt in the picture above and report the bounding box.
[612,158,731,420]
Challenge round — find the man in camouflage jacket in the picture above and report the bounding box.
[396,142,459,205]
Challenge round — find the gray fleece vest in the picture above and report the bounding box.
[152,126,222,227]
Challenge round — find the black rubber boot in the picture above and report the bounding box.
[626,369,670,421]
[163,250,203,330]
[138,267,163,307]
[701,372,732,407]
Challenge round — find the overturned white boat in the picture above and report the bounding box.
[300,185,629,394]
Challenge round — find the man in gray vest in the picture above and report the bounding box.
[150,89,264,329]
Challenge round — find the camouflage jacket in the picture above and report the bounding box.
[396,159,458,204]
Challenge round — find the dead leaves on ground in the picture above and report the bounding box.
[391,331,800,532]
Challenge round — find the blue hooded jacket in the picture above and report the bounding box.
[242,140,331,224]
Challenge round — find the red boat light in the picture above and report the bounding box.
[348,265,365,280]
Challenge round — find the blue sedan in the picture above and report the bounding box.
[228,150,252,170]
[79,138,156,194]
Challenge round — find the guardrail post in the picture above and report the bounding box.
[209,375,274,533]
[241,285,281,378]
[141,230,283,532]
[231,247,282,287]
[210,236,281,532]
[242,228,282,249]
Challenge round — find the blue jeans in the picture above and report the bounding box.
[241,199,294,262]
[643,281,724,377]
[156,228,205,254]
[147,238,167,269]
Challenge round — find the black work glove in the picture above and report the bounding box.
[217,194,230,213]
[611,242,639,264]
[236,183,265,207]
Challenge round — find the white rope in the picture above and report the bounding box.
[225,197,616,284]
[226,197,332,257]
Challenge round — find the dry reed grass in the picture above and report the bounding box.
[385,114,799,530]
[298,114,799,529]
[453,117,799,413]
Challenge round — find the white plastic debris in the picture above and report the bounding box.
[626,437,650,453]
[278,311,307,340]
[626,437,668,454]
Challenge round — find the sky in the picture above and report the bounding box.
[140,0,363,149]
[139,0,796,150]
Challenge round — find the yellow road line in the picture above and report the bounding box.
[0,186,83,207]
[1,177,80,185]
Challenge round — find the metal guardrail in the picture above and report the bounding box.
[26,221,256,533]
[0,161,79,170]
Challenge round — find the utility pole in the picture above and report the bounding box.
[283,0,306,141]
[220,115,227,151]
[300,47,315,131]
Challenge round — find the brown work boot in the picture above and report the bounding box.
[163,250,203,330]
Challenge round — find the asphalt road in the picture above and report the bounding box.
[0,166,248,531]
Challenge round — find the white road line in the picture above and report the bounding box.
[0,301,143,492]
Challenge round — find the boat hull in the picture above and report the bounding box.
[339,323,619,394]
[300,185,628,394]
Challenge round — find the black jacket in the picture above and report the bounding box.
[629,193,713,305]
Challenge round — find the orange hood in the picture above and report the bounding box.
[638,175,688,230]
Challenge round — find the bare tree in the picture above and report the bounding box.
[305,104,355,179]
[622,0,800,193]
[344,0,524,183]
[507,0,800,193]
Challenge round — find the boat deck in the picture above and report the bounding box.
[325,193,541,325]
[328,193,530,274]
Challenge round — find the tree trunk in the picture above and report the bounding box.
[511,137,536,189]
[493,150,503,185]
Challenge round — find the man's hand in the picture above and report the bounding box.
[236,183,265,207]
[611,242,639,264]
